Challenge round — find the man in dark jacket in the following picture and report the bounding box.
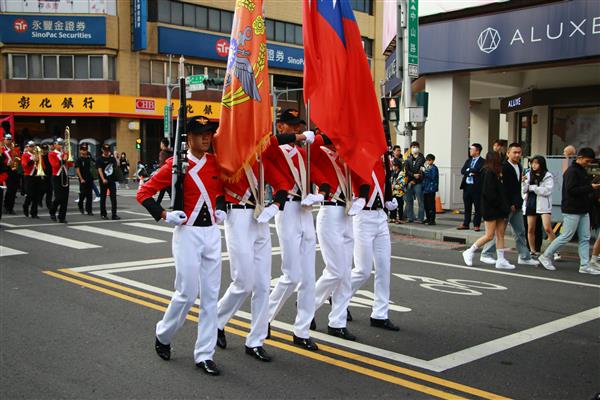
[539,148,600,274]
[480,143,538,267]
[458,143,484,231]
[404,141,425,223]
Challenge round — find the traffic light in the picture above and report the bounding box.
[204,77,225,87]
[386,97,400,122]
[135,138,142,149]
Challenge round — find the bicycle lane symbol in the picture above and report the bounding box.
[393,274,508,296]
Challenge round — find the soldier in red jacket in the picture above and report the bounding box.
[216,130,314,362]
[136,117,226,376]
[48,138,74,223]
[21,141,42,218]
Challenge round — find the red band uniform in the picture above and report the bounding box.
[48,138,74,223]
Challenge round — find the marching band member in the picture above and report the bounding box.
[2,132,20,215]
[216,129,314,362]
[265,109,322,351]
[48,138,73,223]
[136,117,226,376]
[347,157,400,331]
[0,142,9,222]
[21,141,41,218]
[310,133,357,340]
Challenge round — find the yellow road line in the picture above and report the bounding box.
[53,269,509,400]
[46,270,471,399]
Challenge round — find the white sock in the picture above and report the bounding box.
[496,249,505,261]
[469,244,479,252]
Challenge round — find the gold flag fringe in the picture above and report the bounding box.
[219,132,272,183]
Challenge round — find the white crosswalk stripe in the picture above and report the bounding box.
[7,229,101,249]
[0,245,28,257]
[69,225,165,244]
[123,222,174,233]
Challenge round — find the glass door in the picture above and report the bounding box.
[518,111,532,156]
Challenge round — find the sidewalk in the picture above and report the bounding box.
[388,211,581,253]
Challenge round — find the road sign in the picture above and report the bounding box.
[163,105,170,136]
[185,74,207,92]
[407,0,419,78]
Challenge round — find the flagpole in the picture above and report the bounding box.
[305,99,311,199]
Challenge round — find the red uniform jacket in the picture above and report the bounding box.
[21,151,37,176]
[309,135,352,202]
[0,148,9,184]
[136,152,225,225]
[352,156,387,209]
[48,149,73,176]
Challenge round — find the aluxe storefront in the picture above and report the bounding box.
[0,92,221,159]
[382,0,600,210]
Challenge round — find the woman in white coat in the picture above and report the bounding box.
[522,155,559,260]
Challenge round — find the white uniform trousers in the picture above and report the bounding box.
[315,205,354,329]
[217,209,272,348]
[156,224,222,363]
[350,209,391,320]
[268,201,317,339]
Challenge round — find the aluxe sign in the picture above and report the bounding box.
[0,14,106,45]
[419,0,600,75]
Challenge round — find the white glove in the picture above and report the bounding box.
[348,198,366,216]
[301,193,324,207]
[164,210,187,225]
[302,130,315,144]
[256,204,279,224]
[215,209,227,224]
[385,198,398,211]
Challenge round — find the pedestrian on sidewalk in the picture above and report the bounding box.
[119,152,130,186]
[522,155,559,260]
[538,148,600,274]
[479,143,539,268]
[404,141,425,223]
[423,154,439,225]
[389,158,406,223]
[156,138,173,206]
[462,151,513,269]
[458,143,484,231]
[590,181,600,270]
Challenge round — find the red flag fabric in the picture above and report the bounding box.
[0,115,15,135]
[213,0,271,182]
[303,0,387,183]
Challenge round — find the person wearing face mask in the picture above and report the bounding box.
[404,141,426,223]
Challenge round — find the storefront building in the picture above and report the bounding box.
[1,0,382,166]
[382,0,600,209]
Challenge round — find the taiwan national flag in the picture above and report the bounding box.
[214,0,271,182]
[303,0,387,183]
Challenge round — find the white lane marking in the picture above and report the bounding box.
[0,246,27,257]
[70,225,165,244]
[7,229,100,249]
[7,217,154,229]
[0,222,17,228]
[392,256,600,289]
[71,257,175,272]
[120,210,151,217]
[428,307,600,371]
[124,222,174,233]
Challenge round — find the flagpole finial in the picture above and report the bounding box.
[178,55,186,79]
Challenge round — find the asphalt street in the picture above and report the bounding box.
[1,187,599,400]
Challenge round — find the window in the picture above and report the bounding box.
[362,37,373,58]
[195,7,207,29]
[550,106,600,155]
[108,56,115,80]
[266,19,274,40]
[275,21,285,42]
[151,60,165,84]
[89,55,103,79]
[170,1,182,25]
[264,18,303,45]
[158,0,170,23]
[28,54,42,79]
[140,59,150,83]
[295,25,303,45]
[43,55,58,79]
[221,11,233,33]
[286,23,295,44]
[11,54,27,79]
[75,55,88,79]
[59,56,74,79]
[351,0,372,14]
[208,8,220,31]
[183,3,195,27]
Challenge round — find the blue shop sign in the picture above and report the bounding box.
[132,0,147,51]
[419,0,600,74]
[158,27,304,71]
[0,14,106,45]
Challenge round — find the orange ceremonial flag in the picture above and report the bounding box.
[213,0,271,182]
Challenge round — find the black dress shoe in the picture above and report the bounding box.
[101,215,109,220]
[217,329,227,349]
[59,219,67,224]
[87,212,94,216]
[50,215,57,221]
[196,360,220,376]
[266,323,271,340]
[154,337,171,360]
[112,215,121,220]
[79,207,84,215]
[31,215,39,219]
[23,209,29,217]
[245,346,272,362]
[310,318,317,330]
[7,210,15,215]
[327,326,357,341]
[292,334,318,351]
[370,317,400,331]
[346,308,353,322]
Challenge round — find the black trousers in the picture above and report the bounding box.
[100,180,117,217]
[78,180,93,214]
[0,187,3,220]
[3,170,19,212]
[462,185,482,227]
[424,192,437,222]
[23,176,41,217]
[389,196,404,220]
[50,175,69,221]
[157,186,172,205]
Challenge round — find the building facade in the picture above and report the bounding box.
[1,0,384,166]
